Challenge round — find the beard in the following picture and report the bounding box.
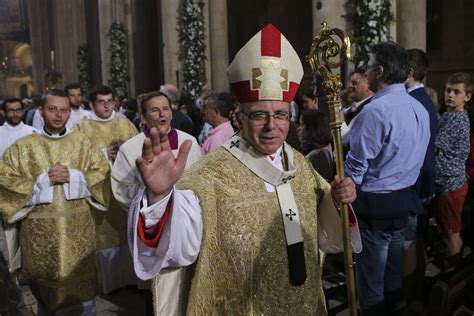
[6,117,22,126]
[70,103,81,110]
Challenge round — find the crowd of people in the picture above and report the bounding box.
[0,23,473,315]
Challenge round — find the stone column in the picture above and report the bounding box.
[97,0,135,96]
[52,0,87,85]
[161,0,181,86]
[389,0,397,43]
[202,0,211,90]
[27,0,52,93]
[312,0,348,77]
[396,0,426,49]
[29,0,88,90]
[123,0,135,97]
[312,0,348,36]
[161,0,213,92]
[207,0,229,91]
[97,0,113,85]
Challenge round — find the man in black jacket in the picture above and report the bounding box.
[404,47,439,297]
[406,48,438,204]
[160,84,195,135]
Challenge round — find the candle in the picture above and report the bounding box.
[50,50,55,69]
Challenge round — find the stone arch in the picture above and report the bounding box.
[12,42,32,70]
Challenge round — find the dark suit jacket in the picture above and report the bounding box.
[343,97,372,157]
[171,109,194,135]
[410,87,438,201]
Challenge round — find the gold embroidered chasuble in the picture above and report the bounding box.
[75,115,138,249]
[173,144,328,315]
[0,132,109,310]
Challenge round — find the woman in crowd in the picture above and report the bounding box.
[297,109,335,182]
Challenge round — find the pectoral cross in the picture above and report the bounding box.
[282,175,295,184]
[286,209,296,221]
[230,140,240,148]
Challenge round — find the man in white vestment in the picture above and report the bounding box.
[0,97,38,273]
[111,91,201,315]
[112,91,201,209]
[0,98,38,157]
[128,24,361,315]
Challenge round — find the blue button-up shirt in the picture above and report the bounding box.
[345,84,430,193]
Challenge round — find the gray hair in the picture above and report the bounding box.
[159,84,180,104]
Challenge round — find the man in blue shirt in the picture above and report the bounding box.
[345,42,430,315]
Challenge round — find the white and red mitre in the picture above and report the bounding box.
[227,24,304,103]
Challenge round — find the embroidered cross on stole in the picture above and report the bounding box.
[223,135,307,286]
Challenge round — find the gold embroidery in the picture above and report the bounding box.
[252,68,262,90]
[251,56,290,100]
[166,147,329,315]
[280,68,289,90]
[75,115,138,249]
[0,132,109,310]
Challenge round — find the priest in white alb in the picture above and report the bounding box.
[112,90,201,210]
[0,97,38,273]
[111,90,201,315]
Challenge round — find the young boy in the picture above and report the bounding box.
[434,72,472,267]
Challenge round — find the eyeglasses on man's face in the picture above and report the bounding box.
[5,108,23,114]
[241,110,290,126]
[45,106,70,114]
[94,99,116,106]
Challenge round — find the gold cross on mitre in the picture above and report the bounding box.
[252,57,289,99]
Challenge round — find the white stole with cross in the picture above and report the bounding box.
[223,135,304,246]
[223,135,308,285]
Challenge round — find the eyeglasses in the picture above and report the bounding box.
[241,110,290,126]
[94,99,116,106]
[45,106,70,114]
[5,109,23,114]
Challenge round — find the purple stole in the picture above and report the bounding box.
[144,128,179,150]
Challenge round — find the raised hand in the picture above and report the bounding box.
[331,175,356,205]
[136,127,192,204]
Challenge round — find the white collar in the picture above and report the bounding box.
[353,95,373,109]
[71,106,85,113]
[3,121,24,130]
[223,135,296,186]
[41,127,72,139]
[91,110,115,122]
[407,82,425,93]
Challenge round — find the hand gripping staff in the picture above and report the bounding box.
[307,22,357,316]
